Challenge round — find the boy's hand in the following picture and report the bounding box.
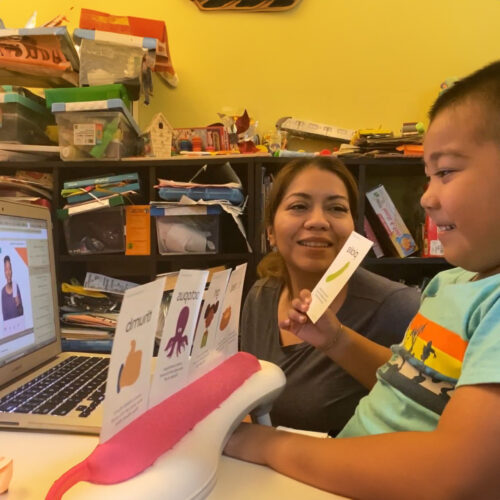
[279,289,342,352]
[224,422,279,465]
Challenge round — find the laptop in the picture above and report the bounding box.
[0,200,108,434]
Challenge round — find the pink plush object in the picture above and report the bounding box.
[46,352,260,500]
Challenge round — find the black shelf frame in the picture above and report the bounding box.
[0,154,447,294]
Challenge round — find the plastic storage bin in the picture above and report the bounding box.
[155,214,220,255]
[63,206,125,255]
[44,84,131,110]
[0,92,54,144]
[73,29,157,100]
[53,99,140,161]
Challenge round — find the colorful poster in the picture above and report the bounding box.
[149,269,208,408]
[100,277,165,443]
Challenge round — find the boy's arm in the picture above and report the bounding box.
[225,383,500,499]
[281,289,392,388]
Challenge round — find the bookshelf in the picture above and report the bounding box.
[0,157,255,300]
[0,155,449,299]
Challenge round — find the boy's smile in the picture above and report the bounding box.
[267,167,354,284]
[422,102,500,278]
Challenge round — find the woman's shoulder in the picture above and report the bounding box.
[245,276,283,303]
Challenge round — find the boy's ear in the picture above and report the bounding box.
[266,226,276,248]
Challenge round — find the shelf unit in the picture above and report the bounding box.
[0,154,449,298]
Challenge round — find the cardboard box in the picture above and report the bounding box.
[365,185,418,258]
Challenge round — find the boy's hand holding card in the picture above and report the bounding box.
[307,231,373,324]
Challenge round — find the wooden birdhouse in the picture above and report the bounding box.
[141,113,174,158]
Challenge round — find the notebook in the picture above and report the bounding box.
[0,200,108,434]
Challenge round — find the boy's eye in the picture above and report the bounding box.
[435,169,455,178]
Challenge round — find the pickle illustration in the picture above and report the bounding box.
[325,262,350,282]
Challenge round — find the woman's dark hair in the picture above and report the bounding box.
[257,156,359,283]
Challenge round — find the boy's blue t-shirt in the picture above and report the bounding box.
[339,267,500,438]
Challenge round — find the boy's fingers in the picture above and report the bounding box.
[291,296,309,313]
[278,318,291,329]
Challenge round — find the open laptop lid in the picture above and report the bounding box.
[0,200,61,388]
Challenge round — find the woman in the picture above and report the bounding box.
[240,156,420,434]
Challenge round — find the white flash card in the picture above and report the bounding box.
[307,231,373,324]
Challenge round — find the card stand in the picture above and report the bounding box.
[46,354,285,500]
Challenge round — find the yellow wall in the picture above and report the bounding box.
[3,0,500,137]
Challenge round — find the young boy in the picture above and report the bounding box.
[224,60,500,499]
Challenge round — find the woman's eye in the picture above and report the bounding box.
[288,203,307,211]
[327,205,349,213]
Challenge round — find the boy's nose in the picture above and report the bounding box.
[420,183,439,210]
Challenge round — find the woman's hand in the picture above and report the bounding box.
[279,289,342,353]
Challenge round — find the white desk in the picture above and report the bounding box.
[0,430,339,499]
[0,360,343,499]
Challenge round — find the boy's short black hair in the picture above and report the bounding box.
[429,60,500,143]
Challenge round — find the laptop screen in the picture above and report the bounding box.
[0,212,57,368]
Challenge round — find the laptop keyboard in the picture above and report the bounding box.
[0,356,109,418]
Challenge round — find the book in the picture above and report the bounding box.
[60,326,114,340]
[157,186,244,205]
[363,217,384,258]
[365,185,418,258]
[0,176,53,200]
[278,117,355,143]
[63,172,139,190]
[63,182,140,204]
[421,215,444,257]
[125,205,151,256]
[156,161,242,189]
[61,338,113,354]
[61,312,118,329]
[56,193,131,219]
[83,272,139,294]
[15,170,53,190]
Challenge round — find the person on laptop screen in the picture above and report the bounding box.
[2,255,23,321]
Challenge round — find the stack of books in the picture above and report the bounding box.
[60,272,138,353]
[57,172,141,218]
[0,170,53,208]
